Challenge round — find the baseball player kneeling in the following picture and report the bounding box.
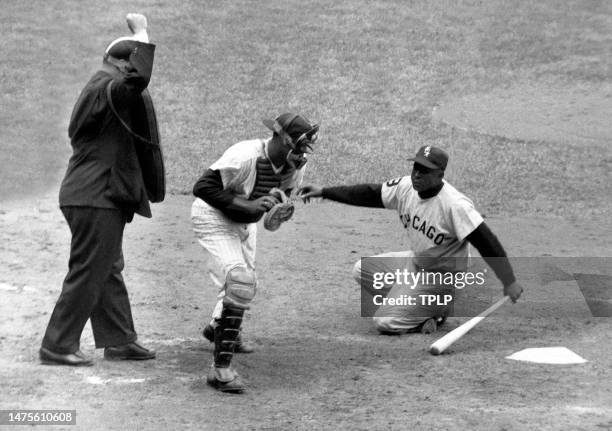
[191,113,319,393]
[299,145,523,335]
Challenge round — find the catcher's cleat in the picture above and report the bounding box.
[203,323,255,354]
[206,366,245,394]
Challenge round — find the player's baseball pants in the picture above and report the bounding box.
[191,199,256,320]
[353,251,452,334]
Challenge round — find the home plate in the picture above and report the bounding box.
[85,376,146,385]
[506,347,587,364]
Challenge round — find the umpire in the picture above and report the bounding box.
[40,14,164,366]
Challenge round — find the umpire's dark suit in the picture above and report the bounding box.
[41,41,163,354]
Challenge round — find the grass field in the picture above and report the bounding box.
[1,1,612,430]
[2,0,611,218]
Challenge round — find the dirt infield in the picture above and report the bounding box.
[1,191,611,430]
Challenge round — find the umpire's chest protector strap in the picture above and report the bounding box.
[106,81,166,203]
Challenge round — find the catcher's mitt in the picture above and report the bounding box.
[263,188,295,231]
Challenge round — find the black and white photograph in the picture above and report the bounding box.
[1,1,611,429]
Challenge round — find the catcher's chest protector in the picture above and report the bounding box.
[250,157,296,199]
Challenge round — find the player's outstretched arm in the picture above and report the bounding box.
[299,183,385,208]
[466,222,523,303]
[297,185,323,203]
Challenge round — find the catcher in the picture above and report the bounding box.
[191,113,319,393]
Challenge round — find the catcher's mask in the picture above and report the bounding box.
[262,113,319,154]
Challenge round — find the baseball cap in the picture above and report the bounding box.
[262,113,319,152]
[408,145,448,170]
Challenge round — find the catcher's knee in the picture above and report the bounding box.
[223,265,256,309]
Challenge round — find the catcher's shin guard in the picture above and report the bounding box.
[212,265,256,370]
[213,305,244,369]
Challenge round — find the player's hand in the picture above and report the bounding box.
[126,13,147,35]
[504,281,523,303]
[248,196,279,213]
[297,185,323,203]
[267,188,285,204]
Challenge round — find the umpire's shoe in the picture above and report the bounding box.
[104,341,156,360]
[203,323,255,354]
[40,347,93,366]
[206,365,245,394]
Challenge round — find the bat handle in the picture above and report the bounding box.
[482,295,510,316]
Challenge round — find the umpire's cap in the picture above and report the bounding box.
[408,145,448,170]
[263,113,319,153]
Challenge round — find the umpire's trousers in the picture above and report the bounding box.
[41,206,137,354]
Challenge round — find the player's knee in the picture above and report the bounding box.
[223,265,256,310]
[372,316,400,334]
[351,260,362,284]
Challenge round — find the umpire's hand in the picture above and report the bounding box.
[126,13,148,35]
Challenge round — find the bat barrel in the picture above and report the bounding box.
[428,296,509,355]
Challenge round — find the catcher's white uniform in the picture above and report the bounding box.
[191,138,303,319]
[354,176,484,332]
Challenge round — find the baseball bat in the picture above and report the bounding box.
[429,296,509,355]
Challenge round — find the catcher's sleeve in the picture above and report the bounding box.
[193,169,265,223]
[193,169,234,209]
